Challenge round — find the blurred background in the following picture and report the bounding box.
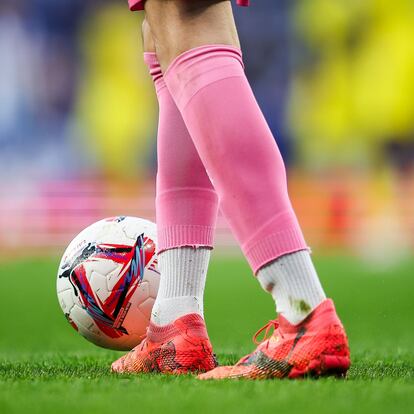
[1,0,414,266]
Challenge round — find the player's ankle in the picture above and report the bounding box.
[257,250,326,325]
[153,247,209,326]
[151,296,204,326]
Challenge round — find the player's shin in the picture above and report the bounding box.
[144,53,218,326]
[257,250,326,324]
[163,47,306,269]
[162,46,328,324]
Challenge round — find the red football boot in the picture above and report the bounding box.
[111,313,217,374]
[198,299,350,380]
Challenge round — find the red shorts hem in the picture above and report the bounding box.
[129,0,145,11]
[129,0,249,12]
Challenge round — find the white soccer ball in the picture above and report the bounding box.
[57,216,159,351]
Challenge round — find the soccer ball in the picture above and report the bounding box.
[57,216,159,351]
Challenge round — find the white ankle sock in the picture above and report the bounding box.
[257,250,326,325]
[151,247,210,326]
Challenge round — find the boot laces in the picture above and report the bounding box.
[253,319,280,345]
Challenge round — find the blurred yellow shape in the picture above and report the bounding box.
[290,0,414,168]
[75,4,156,178]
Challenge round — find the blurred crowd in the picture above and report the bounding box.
[2,0,414,178]
[1,0,302,180]
[1,0,154,179]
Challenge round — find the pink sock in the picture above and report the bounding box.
[144,53,218,251]
[163,46,308,273]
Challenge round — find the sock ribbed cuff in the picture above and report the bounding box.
[156,188,218,251]
[164,45,245,110]
[245,227,309,274]
[157,225,215,253]
[143,52,166,93]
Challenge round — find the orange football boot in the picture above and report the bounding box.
[198,299,350,380]
[111,313,217,374]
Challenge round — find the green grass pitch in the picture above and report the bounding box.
[0,255,413,414]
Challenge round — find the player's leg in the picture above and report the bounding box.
[142,18,218,328]
[144,0,240,71]
[112,20,218,374]
[145,0,325,326]
[144,0,350,379]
